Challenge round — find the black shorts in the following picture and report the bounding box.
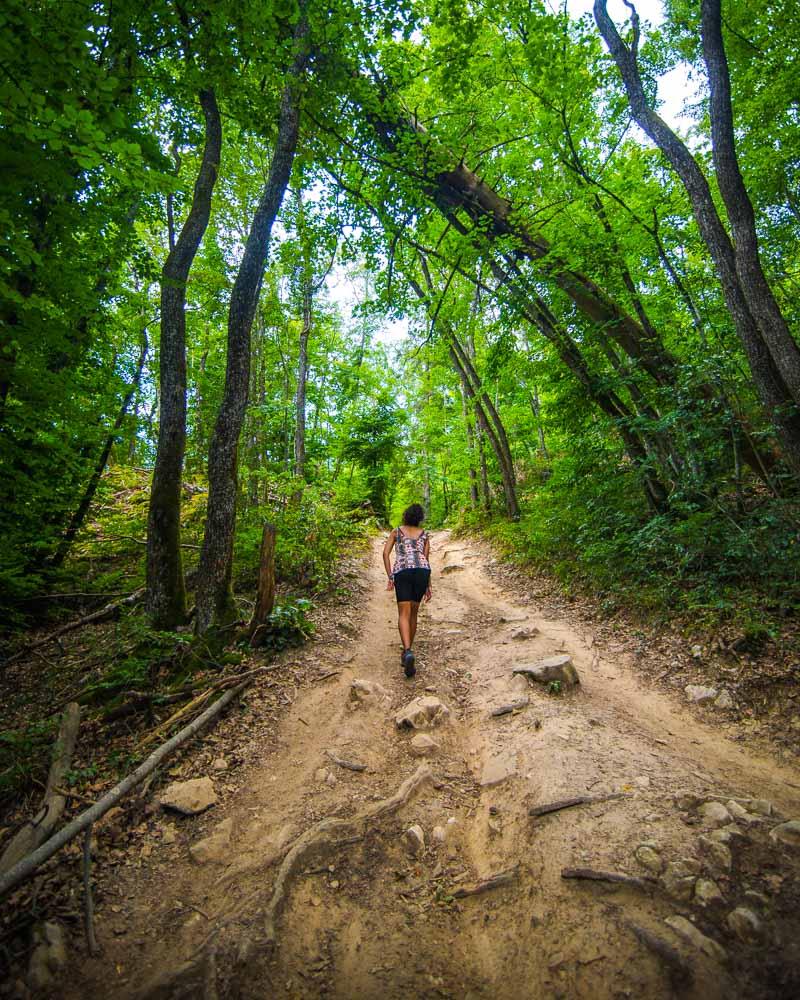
[393,568,431,603]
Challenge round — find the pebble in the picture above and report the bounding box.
[694,877,724,906]
[664,915,726,963]
[685,685,718,704]
[410,734,440,757]
[210,757,228,772]
[714,690,734,710]
[432,825,447,844]
[699,836,732,873]
[635,844,664,874]
[727,907,762,943]
[405,825,425,857]
[27,922,67,991]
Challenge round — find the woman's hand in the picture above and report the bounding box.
[424,586,432,603]
[386,577,395,591]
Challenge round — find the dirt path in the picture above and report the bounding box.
[71,532,800,999]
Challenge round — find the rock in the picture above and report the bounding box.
[510,627,540,641]
[158,777,217,816]
[748,799,773,817]
[441,564,464,575]
[675,791,703,811]
[350,678,391,707]
[325,771,337,787]
[27,922,67,991]
[664,915,727,963]
[405,824,425,856]
[410,733,440,756]
[691,644,703,659]
[742,890,769,908]
[479,752,516,787]
[395,696,451,730]
[685,684,718,704]
[314,768,329,783]
[190,818,234,865]
[512,655,580,687]
[635,844,664,874]
[160,824,177,846]
[710,823,746,844]
[698,801,732,827]
[211,757,228,772]
[487,817,502,836]
[633,775,651,789]
[662,859,701,900]
[727,907,762,943]
[769,820,800,848]
[699,836,732,873]
[714,690,734,710]
[726,800,760,825]
[432,825,447,845]
[694,877,724,906]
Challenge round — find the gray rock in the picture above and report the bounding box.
[512,654,580,687]
[510,627,540,641]
[350,678,391,707]
[685,684,718,704]
[431,825,447,845]
[158,777,217,816]
[727,907,762,943]
[479,752,517,787]
[405,824,425,856]
[710,823,747,844]
[190,818,233,865]
[698,801,732,827]
[27,922,67,991]
[395,696,451,730]
[769,820,800,848]
[662,858,701,901]
[664,915,727,963]
[714,689,734,710]
[675,791,703,811]
[410,733,440,756]
[694,877,724,906]
[699,835,732,873]
[748,799,773,817]
[726,800,759,825]
[441,564,465,575]
[210,757,228,772]
[635,844,664,874]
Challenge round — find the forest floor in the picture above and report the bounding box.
[15,530,792,1000]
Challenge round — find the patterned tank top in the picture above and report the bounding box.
[393,527,430,574]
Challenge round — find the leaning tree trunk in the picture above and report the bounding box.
[593,0,800,474]
[294,277,312,480]
[146,89,222,628]
[195,45,306,636]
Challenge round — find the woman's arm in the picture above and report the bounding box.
[383,530,396,589]
[423,535,430,560]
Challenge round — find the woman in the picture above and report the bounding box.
[383,503,432,678]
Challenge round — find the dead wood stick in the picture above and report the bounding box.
[452,866,519,898]
[561,867,653,891]
[0,703,81,876]
[326,750,367,772]
[2,589,145,668]
[0,680,250,900]
[627,921,692,989]
[529,791,627,818]
[314,670,341,682]
[138,688,214,750]
[82,824,99,955]
[490,698,529,718]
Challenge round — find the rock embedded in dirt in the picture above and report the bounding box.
[479,752,517,787]
[685,685,718,705]
[432,825,447,845]
[160,824,177,846]
[395,695,451,730]
[698,801,732,827]
[694,878,724,906]
[662,859,701,901]
[714,690,734,710]
[769,819,800,848]
[727,907,763,943]
[211,757,228,772]
[512,654,579,687]
[27,922,67,992]
[158,776,217,816]
[699,836,732,873]
[510,627,540,641]
[441,564,465,575]
[635,844,664,874]
[748,799,773,817]
[405,824,425,856]
[350,678,392,708]
[675,791,703,811]
[410,733,440,756]
[664,915,727,963]
[190,818,234,865]
[726,800,760,826]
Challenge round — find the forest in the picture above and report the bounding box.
[1,0,800,995]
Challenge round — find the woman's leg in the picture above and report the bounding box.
[409,601,420,647]
[397,601,413,650]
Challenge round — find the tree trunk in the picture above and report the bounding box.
[146,89,222,628]
[294,277,311,480]
[195,44,306,636]
[594,0,800,474]
[460,382,480,507]
[246,523,276,647]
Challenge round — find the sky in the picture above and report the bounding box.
[327,0,695,349]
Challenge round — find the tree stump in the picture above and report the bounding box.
[247,523,276,647]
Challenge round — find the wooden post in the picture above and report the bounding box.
[247,523,276,647]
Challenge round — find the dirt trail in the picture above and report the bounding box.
[72,532,800,999]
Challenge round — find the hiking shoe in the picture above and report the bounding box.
[402,648,416,678]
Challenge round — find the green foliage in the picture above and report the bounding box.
[0,719,58,810]
[249,597,315,650]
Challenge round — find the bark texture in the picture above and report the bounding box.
[146,89,222,628]
[195,44,306,635]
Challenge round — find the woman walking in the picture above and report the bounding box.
[383,503,432,678]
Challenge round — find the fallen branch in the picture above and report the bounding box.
[490,698,529,718]
[529,791,627,818]
[326,750,367,773]
[314,670,341,683]
[452,866,519,898]
[0,680,251,900]
[627,921,692,989]
[138,688,214,751]
[561,867,654,891]
[2,588,145,668]
[0,704,81,876]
